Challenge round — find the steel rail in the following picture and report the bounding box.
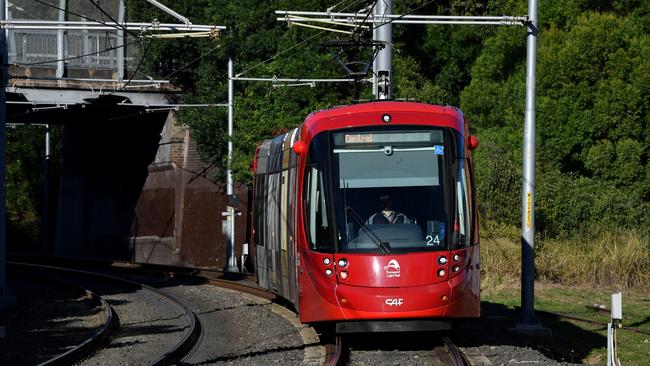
[8,261,201,366]
[442,337,470,366]
[8,264,115,366]
[324,335,343,366]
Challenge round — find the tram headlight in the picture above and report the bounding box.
[339,271,349,280]
[337,258,348,268]
[325,268,333,276]
[452,265,460,273]
[437,269,446,277]
[438,256,448,265]
[453,254,461,262]
[323,258,331,265]
[382,114,392,123]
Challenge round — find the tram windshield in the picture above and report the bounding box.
[304,127,450,253]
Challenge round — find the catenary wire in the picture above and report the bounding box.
[350,0,379,38]
[88,0,133,36]
[8,2,40,19]
[162,43,222,80]
[31,0,141,38]
[235,30,330,77]
[338,0,368,12]
[112,38,153,93]
[371,0,437,29]
[234,0,374,77]
[239,0,432,78]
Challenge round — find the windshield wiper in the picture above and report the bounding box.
[345,206,391,254]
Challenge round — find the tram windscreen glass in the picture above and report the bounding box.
[323,128,449,253]
[336,149,439,188]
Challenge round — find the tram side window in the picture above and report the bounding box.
[454,160,472,248]
[304,164,334,252]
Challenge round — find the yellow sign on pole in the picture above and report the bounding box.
[526,192,532,229]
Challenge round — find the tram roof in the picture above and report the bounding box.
[302,101,465,138]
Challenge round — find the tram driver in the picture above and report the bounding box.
[366,194,411,225]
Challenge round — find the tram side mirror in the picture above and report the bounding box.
[467,135,479,150]
[293,140,307,155]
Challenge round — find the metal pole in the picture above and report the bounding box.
[373,0,392,99]
[143,0,192,25]
[0,0,14,310]
[226,56,237,272]
[43,124,50,255]
[116,0,125,80]
[56,0,65,78]
[517,0,541,328]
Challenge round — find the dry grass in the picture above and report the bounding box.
[480,229,650,290]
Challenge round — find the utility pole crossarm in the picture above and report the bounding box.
[276,10,529,26]
[233,77,363,83]
[0,20,224,33]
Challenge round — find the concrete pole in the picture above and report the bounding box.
[226,56,237,272]
[517,0,541,329]
[0,0,14,310]
[372,0,392,99]
[56,0,65,78]
[116,0,125,80]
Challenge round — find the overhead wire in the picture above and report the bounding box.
[31,0,140,37]
[235,29,330,78]
[7,1,40,19]
[371,0,437,29]
[350,0,379,39]
[162,43,222,80]
[88,0,133,36]
[338,0,367,12]
[235,0,371,78]
[112,38,153,93]
[237,1,382,81]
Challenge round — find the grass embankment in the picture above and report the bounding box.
[479,224,650,365]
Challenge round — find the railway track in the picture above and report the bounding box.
[2,268,115,365]
[440,337,470,366]
[326,332,469,366]
[7,256,321,365]
[8,262,201,366]
[8,255,476,366]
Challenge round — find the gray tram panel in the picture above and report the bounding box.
[255,141,271,289]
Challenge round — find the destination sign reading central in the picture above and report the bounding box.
[345,134,374,144]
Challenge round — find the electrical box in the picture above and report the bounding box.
[611,292,622,321]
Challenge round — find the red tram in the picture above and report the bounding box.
[252,101,480,333]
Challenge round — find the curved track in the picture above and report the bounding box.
[9,262,201,366]
[7,266,115,366]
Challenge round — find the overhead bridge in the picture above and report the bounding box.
[3,0,246,271]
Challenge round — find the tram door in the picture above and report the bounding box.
[255,141,271,289]
[266,135,284,292]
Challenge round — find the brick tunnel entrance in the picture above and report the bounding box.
[7,89,250,269]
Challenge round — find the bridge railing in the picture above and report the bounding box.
[8,29,139,70]
[7,0,139,78]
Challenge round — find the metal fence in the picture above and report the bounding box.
[7,0,138,74]
[8,29,140,70]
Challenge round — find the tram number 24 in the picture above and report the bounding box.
[426,235,441,246]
